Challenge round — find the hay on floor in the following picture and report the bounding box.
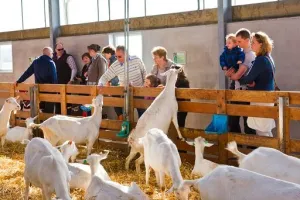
[0,142,201,200]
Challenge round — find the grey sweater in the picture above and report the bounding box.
[150,59,174,85]
[87,53,107,85]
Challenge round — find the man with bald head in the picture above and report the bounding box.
[15,47,57,113]
[16,47,57,84]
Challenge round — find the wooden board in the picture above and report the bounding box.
[180,128,219,141]
[39,84,61,92]
[15,119,26,127]
[99,130,128,142]
[226,90,279,103]
[289,92,300,105]
[133,87,218,100]
[103,97,124,107]
[0,83,12,91]
[16,83,35,91]
[66,85,95,94]
[66,95,94,104]
[15,92,30,100]
[227,104,278,118]
[290,139,300,152]
[39,94,61,103]
[15,111,30,118]
[228,133,279,148]
[289,108,300,120]
[0,92,10,98]
[101,119,123,130]
[99,86,124,96]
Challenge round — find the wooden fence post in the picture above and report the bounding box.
[9,83,16,127]
[29,85,39,118]
[60,85,67,115]
[129,86,134,124]
[278,96,289,153]
[91,86,97,115]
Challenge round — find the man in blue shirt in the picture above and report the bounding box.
[15,47,57,113]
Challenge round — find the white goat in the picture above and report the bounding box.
[126,67,184,172]
[142,128,190,200]
[85,157,148,200]
[226,141,300,185]
[180,165,300,200]
[57,140,79,163]
[23,137,71,200]
[189,137,218,176]
[0,96,20,150]
[6,116,37,143]
[33,95,103,156]
[57,141,110,190]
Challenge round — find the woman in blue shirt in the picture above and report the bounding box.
[236,31,276,137]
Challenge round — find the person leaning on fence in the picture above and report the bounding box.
[75,53,91,85]
[102,45,123,120]
[15,47,57,113]
[225,28,256,135]
[230,31,276,137]
[97,45,147,118]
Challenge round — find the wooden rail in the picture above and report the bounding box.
[1,83,300,164]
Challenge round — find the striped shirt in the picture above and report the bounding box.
[98,56,146,87]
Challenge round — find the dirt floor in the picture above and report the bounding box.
[0,141,201,200]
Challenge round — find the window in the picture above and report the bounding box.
[0,0,22,32]
[146,0,197,16]
[0,42,13,73]
[233,0,278,6]
[129,0,145,18]
[204,0,218,9]
[66,0,98,24]
[110,32,143,60]
[99,0,109,21]
[23,0,46,29]
[110,0,125,20]
[45,0,50,27]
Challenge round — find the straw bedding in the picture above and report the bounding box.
[0,141,201,200]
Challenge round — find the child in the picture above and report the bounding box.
[144,74,161,100]
[220,33,245,72]
[138,74,160,117]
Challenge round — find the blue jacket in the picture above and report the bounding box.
[220,46,245,70]
[17,55,57,84]
[239,55,275,91]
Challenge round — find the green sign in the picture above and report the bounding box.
[173,51,186,65]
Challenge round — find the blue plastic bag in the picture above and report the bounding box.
[205,114,228,134]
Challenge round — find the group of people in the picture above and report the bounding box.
[220,28,276,137]
[14,27,277,134]
[15,43,190,128]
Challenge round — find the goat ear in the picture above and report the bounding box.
[100,150,109,160]
[33,115,38,120]
[204,141,214,147]
[15,96,20,100]
[68,140,73,145]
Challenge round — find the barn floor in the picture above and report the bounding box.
[0,141,201,200]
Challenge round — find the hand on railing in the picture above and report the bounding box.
[247,82,256,87]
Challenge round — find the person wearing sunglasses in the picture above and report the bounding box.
[98,45,147,118]
[53,42,78,85]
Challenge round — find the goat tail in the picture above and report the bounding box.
[226,141,246,163]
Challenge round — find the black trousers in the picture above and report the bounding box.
[228,80,255,134]
[178,112,187,128]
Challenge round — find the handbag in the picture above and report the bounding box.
[266,55,280,91]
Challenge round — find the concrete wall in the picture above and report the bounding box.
[1,15,300,137]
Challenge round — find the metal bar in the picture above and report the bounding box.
[144,0,147,16]
[21,0,24,29]
[218,0,232,89]
[49,0,61,49]
[108,0,111,20]
[97,0,100,21]
[197,0,200,10]
[44,0,47,27]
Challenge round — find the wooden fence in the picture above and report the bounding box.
[1,83,300,165]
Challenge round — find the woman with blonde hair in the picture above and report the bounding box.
[238,31,276,137]
[150,46,175,85]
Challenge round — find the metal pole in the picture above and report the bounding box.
[123,0,130,121]
[21,0,24,29]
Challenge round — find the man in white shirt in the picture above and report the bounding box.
[98,45,147,118]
